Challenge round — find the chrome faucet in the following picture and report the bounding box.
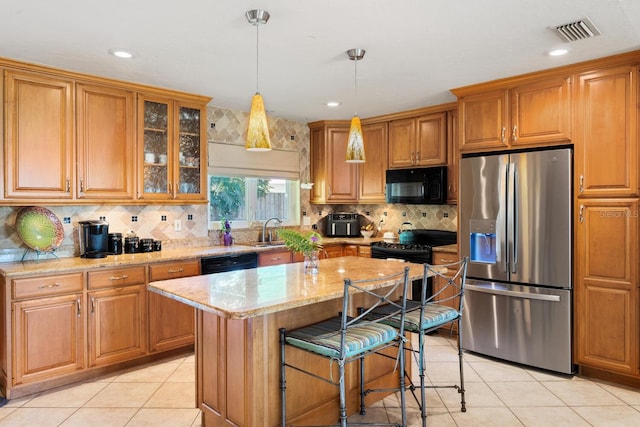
[262,217,282,243]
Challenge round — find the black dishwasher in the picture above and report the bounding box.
[200,252,258,275]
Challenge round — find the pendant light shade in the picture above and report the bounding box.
[247,92,271,151]
[346,48,366,163]
[346,115,365,162]
[245,9,272,151]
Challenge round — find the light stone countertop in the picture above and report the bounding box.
[0,237,385,278]
[0,245,261,278]
[148,256,435,320]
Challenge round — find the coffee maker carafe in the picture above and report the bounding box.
[78,220,109,258]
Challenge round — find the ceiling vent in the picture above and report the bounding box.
[553,17,601,42]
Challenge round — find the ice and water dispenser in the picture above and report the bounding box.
[469,219,497,264]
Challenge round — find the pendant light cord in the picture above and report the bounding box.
[255,24,260,93]
[353,57,358,116]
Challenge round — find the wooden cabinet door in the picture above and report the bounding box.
[415,112,447,166]
[358,122,388,203]
[458,89,509,152]
[309,125,328,204]
[76,83,135,200]
[575,199,638,375]
[173,102,207,201]
[326,126,357,202]
[87,285,147,367]
[575,65,637,197]
[4,70,74,199]
[510,76,571,147]
[446,109,458,204]
[148,260,199,352]
[322,244,344,259]
[388,118,416,168]
[138,95,173,200]
[258,250,292,266]
[343,245,359,257]
[12,294,84,385]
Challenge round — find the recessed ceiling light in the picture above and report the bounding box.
[109,49,134,59]
[549,48,569,57]
[326,101,341,107]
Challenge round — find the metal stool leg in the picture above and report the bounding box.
[419,332,427,427]
[457,321,467,412]
[279,328,287,427]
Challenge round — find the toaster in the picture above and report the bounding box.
[325,213,360,237]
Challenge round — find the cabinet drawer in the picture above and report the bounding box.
[432,251,459,276]
[88,266,147,289]
[358,246,372,257]
[149,260,200,281]
[258,250,292,266]
[12,272,84,299]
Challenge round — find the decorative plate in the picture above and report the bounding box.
[15,207,64,252]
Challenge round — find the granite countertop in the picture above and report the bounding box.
[0,245,260,278]
[0,237,386,278]
[148,256,436,319]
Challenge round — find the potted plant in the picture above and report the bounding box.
[277,229,323,274]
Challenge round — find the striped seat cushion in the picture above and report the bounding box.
[285,316,399,359]
[372,301,459,333]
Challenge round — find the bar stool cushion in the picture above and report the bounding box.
[372,301,459,333]
[285,316,399,359]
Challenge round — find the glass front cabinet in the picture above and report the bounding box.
[138,94,207,202]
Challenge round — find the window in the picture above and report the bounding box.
[208,176,300,229]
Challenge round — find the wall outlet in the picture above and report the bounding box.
[174,219,182,231]
[303,217,311,226]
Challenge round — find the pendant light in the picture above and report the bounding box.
[346,48,366,163]
[245,9,272,151]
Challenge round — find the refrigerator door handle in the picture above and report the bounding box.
[466,284,561,302]
[506,162,517,274]
[511,166,518,273]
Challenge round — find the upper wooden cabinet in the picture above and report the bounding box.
[309,121,358,204]
[137,95,207,202]
[76,83,135,200]
[574,65,638,198]
[446,109,458,204]
[4,69,74,200]
[309,121,388,204]
[455,75,572,152]
[1,58,211,205]
[388,112,447,168]
[358,122,388,203]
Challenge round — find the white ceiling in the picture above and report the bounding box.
[2,1,639,123]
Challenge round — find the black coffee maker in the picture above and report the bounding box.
[78,220,109,258]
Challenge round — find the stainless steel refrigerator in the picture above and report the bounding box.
[459,147,574,374]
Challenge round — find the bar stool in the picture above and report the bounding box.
[279,266,411,427]
[367,257,469,426]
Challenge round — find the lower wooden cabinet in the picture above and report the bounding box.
[87,285,147,367]
[575,199,639,377]
[322,244,344,259]
[148,260,199,352]
[12,294,85,385]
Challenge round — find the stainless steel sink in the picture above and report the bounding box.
[252,242,287,248]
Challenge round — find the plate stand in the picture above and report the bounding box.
[21,248,60,262]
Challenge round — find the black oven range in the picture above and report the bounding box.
[371,229,456,301]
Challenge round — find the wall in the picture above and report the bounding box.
[0,104,457,262]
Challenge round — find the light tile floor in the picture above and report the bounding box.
[1,333,640,426]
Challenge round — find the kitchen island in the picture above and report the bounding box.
[148,256,430,426]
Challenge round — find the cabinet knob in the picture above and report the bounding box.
[501,127,506,143]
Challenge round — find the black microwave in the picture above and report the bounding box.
[385,166,447,204]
